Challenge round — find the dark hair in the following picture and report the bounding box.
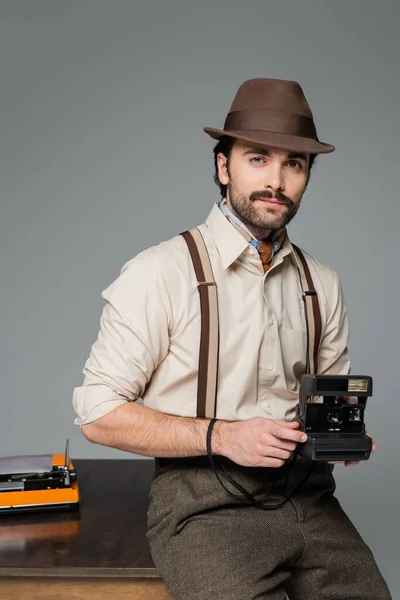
[213,135,317,197]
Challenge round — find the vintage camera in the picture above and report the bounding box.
[295,374,373,461]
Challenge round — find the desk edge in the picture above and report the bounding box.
[0,567,160,578]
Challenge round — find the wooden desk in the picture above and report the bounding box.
[0,459,172,599]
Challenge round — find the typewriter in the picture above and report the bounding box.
[0,440,79,514]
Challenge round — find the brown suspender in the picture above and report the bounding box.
[181,230,220,419]
[291,243,322,376]
[181,229,322,419]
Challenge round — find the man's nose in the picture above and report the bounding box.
[265,164,284,191]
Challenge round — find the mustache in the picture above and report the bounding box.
[249,189,294,206]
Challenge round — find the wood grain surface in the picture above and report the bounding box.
[0,459,158,575]
[0,577,172,599]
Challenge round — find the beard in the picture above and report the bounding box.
[227,179,302,232]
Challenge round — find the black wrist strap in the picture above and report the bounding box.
[206,418,218,461]
[206,418,314,510]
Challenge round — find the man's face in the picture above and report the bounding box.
[217,140,310,236]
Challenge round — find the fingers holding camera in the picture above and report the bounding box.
[366,431,376,452]
[330,432,376,467]
[216,417,307,468]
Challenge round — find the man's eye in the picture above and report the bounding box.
[250,157,265,164]
[287,160,301,169]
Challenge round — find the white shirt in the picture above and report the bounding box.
[73,202,350,426]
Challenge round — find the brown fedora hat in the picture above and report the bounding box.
[204,78,335,154]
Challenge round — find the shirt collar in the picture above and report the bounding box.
[218,197,256,242]
[205,201,296,270]
[205,202,249,269]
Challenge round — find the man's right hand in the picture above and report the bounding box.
[215,417,307,468]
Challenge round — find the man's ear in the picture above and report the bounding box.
[217,153,229,185]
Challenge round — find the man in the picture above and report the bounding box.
[73,79,391,599]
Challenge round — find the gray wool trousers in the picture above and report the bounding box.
[147,456,391,600]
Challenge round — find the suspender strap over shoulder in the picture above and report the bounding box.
[181,229,219,419]
[180,230,323,418]
[291,244,322,375]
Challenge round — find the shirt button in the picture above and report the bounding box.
[267,364,273,371]
[269,317,274,326]
[249,247,255,255]
[261,401,270,410]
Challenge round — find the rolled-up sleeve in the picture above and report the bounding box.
[318,270,351,376]
[73,256,172,426]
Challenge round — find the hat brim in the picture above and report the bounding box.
[203,127,335,154]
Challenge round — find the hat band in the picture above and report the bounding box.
[224,109,317,140]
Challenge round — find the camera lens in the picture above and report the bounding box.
[327,410,343,425]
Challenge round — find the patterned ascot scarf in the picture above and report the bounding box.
[218,198,287,272]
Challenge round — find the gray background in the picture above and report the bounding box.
[0,0,398,592]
